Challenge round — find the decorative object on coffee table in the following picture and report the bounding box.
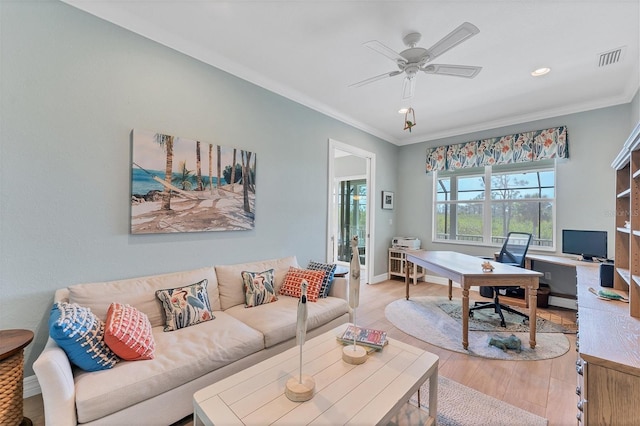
[343,235,367,365]
[285,281,315,402]
[0,329,34,426]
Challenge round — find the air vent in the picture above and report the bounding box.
[597,46,626,67]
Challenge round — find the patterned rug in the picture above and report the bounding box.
[385,296,571,360]
[402,376,548,426]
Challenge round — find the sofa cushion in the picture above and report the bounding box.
[241,269,278,308]
[155,279,215,331]
[306,261,337,297]
[73,312,264,424]
[104,303,155,360]
[49,302,119,372]
[216,256,298,310]
[279,267,324,302]
[225,296,349,348]
[68,267,220,328]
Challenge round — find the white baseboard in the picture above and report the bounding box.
[24,375,41,397]
[368,273,389,284]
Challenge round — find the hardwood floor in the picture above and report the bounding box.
[23,279,578,426]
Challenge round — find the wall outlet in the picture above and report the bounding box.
[544,272,552,280]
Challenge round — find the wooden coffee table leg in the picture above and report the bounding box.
[428,366,438,421]
[462,287,469,350]
[448,279,452,300]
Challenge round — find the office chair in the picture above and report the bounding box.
[469,232,533,327]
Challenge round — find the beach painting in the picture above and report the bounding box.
[131,129,256,234]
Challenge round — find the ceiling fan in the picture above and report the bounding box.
[350,22,482,99]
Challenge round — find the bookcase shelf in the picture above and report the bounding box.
[611,121,640,318]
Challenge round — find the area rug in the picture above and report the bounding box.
[402,376,548,426]
[385,297,570,360]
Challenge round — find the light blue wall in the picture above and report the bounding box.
[397,104,633,258]
[0,1,399,374]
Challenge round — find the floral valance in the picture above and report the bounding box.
[426,126,568,173]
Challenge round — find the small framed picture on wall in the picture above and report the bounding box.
[382,191,394,210]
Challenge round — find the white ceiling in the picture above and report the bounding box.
[62,0,640,146]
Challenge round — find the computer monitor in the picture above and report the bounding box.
[561,229,608,261]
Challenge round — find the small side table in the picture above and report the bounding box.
[0,329,34,426]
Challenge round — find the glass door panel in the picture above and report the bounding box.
[337,179,367,265]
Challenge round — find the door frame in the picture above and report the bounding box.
[327,139,376,281]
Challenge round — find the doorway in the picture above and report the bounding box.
[327,139,376,283]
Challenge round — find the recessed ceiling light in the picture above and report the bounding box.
[398,108,409,114]
[531,67,551,77]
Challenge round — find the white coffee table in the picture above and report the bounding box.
[193,323,438,425]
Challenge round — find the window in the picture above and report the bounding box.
[434,160,555,248]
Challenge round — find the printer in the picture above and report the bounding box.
[391,237,421,250]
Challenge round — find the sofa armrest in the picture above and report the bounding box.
[33,338,77,426]
[328,276,348,301]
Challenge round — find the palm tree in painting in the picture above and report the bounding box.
[230,148,237,191]
[242,150,252,213]
[195,141,204,191]
[153,133,174,210]
[208,144,213,194]
[216,145,222,189]
[173,160,194,190]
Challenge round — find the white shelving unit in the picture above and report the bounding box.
[388,248,425,285]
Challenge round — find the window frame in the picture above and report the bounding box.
[432,160,557,250]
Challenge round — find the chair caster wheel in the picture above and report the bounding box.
[469,311,474,318]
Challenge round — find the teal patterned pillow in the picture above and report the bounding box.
[307,261,337,298]
[49,302,119,371]
[241,269,277,308]
[155,279,215,331]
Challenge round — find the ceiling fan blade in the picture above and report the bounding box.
[402,77,416,99]
[426,22,480,60]
[423,64,482,78]
[363,40,406,63]
[349,70,402,88]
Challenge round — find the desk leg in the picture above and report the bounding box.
[448,279,452,301]
[405,260,411,300]
[462,286,469,350]
[528,285,538,349]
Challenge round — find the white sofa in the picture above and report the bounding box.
[33,256,350,426]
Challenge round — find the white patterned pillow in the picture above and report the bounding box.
[241,269,278,308]
[155,279,215,331]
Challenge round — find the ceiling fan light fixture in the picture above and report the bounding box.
[531,67,551,77]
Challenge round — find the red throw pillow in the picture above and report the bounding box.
[279,267,325,302]
[104,303,155,361]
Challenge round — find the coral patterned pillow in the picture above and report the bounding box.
[155,279,215,331]
[104,303,155,361]
[279,267,325,302]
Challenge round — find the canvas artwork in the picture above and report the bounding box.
[131,129,256,234]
